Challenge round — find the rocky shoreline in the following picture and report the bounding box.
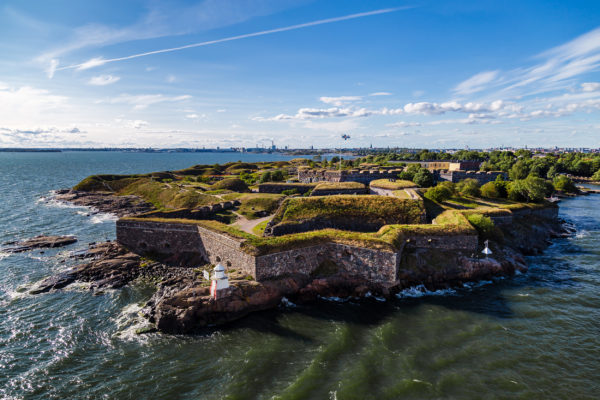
[29,187,572,334]
[27,213,570,334]
[53,189,155,217]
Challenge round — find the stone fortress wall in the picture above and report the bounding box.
[438,170,507,184]
[116,218,479,287]
[298,169,402,184]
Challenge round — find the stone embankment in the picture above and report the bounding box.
[53,189,155,217]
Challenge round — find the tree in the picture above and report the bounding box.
[592,169,600,181]
[509,160,529,180]
[553,175,577,193]
[271,170,285,181]
[480,182,500,198]
[456,178,481,197]
[424,184,453,202]
[493,175,508,198]
[258,171,272,183]
[546,165,558,179]
[413,169,434,187]
[508,176,548,202]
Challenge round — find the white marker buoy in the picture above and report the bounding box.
[210,263,230,299]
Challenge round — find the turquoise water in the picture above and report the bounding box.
[0,152,599,399]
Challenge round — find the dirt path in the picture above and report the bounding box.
[232,212,272,234]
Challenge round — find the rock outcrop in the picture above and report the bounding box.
[53,189,155,217]
[4,235,77,253]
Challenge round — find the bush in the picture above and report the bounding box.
[553,175,577,193]
[480,182,499,198]
[413,169,434,187]
[281,189,299,196]
[456,178,481,197]
[424,185,453,203]
[437,181,456,195]
[592,169,600,181]
[467,213,503,242]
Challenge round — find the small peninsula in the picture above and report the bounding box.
[35,154,576,334]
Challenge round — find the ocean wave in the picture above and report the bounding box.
[396,284,457,298]
[462,280,493,289]
[90,213,118,224]
[112,302,155,342]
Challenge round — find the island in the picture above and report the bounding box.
[34,156,573,334]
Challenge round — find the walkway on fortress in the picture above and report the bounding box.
[232,212,272,234]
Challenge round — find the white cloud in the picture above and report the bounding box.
[46,59,59,79]
[76,57,107,71]
[88,75,120,86]
[319,96,362,106]
[582,82,600,92]
[386,121,421,128]
[126,120,149,129]
[217,109,227,112]
[103,93,191,110]
[369,92,392,96]
[167,74,176,83]
[453,70,499,95]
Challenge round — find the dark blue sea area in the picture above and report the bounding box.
[0,151,598,399]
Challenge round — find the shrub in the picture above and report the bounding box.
[592,169,600,181]
[466,213,503,242]
[456,178,481,197]
[553,175,577,193]
[281,189,299,196]
[413,169,434,187]
[437,181,456,195]
[424,185,453,203]
[493,175,508,198]
[480,182,499,198]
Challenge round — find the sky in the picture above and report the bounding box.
[1,0,600,149]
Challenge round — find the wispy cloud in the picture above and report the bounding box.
[55,7,410,73]
[454,26,600,98]
[369,92,392,96]
[100,94,191,110]
[319,96,362,106]
[88,75,120,86]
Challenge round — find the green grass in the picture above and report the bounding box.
[313,181,365,191]
[275,195,425,226]
[370,179,417,190]
[392,189,411,199]
[210,178,250,192]
[236,193,284,219]
[252,219,270,236]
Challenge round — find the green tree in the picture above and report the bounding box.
[424,184,453,202]
[413,169,434,187]
[480,182,499,198]
[553,175,577,193]
[508,176,548,202]
[258,171,272,183]
[456,178,481,197]
[271,170,285,181]
[509,160,529,180]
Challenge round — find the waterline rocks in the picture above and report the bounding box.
[53,189,155,217]
[4,235,77,253]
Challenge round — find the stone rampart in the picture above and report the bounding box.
[439,170,507,184]
[255,243,398,284]
[310,187,368,196]
[136,200,240,220]
[298,169,401,184]
[258,183,316,194]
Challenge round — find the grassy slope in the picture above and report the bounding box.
[370,179,417,190]
[313,182,365,190]
[275,195,425,226]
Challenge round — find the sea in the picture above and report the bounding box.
[0,151,598,399]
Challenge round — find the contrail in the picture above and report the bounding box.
[56,7,409,72]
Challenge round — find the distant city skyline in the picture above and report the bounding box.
[1,0,599,148]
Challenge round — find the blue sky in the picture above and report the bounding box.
[1,0,599,149]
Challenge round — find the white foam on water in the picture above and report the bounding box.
[279,296,297,308]
[575,230,589,239]
[318,295,350,303]
[364,291,386,302]
[396,284,457,299]
[112,302,155,342]
[90,213,118,224]
[463,280,493,289]
[0,251,10,261]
